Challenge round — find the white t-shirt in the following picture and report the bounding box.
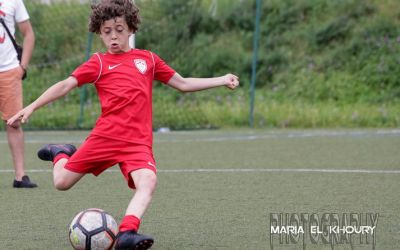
[0,0,29,72]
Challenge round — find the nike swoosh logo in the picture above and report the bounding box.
[148,162,156,168]
[108,63,122,70]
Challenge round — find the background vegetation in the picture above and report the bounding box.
[4,0,400,129]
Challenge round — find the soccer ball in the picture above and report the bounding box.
[69,208,118,250]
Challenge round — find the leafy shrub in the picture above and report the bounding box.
[6,0,400,130]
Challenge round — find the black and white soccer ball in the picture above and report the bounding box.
[69,208,118,250]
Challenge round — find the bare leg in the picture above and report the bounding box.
[125,168,157,218]
[114,169,157,249]
[6,122,25,181]
[52,158,85,191]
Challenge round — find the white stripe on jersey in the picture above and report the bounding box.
[93,53,102,84]
[150,51,155,78]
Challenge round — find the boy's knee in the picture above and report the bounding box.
[148,174,158,189]
[136,171,157,192]
[144,173,157,190]
[54,178,72,191]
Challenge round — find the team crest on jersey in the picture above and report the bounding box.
[134,59,147,74]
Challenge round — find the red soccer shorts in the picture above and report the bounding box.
[64,134,157,189]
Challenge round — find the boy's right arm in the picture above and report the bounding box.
[7,76,78,127]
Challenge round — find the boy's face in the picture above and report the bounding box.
[99,17,132,54]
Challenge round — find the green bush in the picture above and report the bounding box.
[3,0,398,130]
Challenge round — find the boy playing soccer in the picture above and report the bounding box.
[7,0,239,249]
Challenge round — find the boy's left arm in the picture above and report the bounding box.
[167,73,239,92]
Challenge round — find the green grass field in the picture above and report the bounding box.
[0,129,399,249]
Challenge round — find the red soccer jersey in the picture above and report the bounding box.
[71,49,176,147]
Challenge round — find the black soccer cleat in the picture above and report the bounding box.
[114,231,154,250]
[13,175,38,188]
[37,144,77,162]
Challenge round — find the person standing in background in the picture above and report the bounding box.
[0,0,36,188]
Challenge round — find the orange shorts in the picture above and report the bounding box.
[65,134,157,189]
[0,67,23,120]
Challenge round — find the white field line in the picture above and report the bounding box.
[0,168,399,174]
[0,129,400,144]
[156,129,400,143]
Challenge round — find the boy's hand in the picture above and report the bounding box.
[224,73,239,90]
[7,106,34,128]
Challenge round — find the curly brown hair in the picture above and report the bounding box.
[89,0,140,34]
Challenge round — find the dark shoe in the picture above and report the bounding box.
[114,231,154,250]
[13,175,38,188]
[37,144,76,161]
